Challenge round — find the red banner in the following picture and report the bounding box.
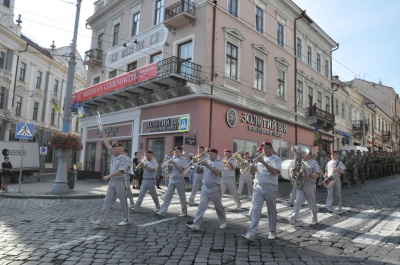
[72,63,158,102]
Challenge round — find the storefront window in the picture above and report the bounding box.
[233,138,258,159]
[272,139,289,160]
[85,143,97,171]
[147,138,165,176]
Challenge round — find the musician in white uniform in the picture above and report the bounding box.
[156,146,187,217]
[242,142,281,241]
[132,151,160,212]
[90,131,130,227]
[237,152,253,198]
[187,146,207,206]
[287,150,320,226]
[186,148,227,230]
[325,150,346,212]
[221,149,241,208]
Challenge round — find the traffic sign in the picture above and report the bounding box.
[178,116,189,132]
[16,122,34,140]
[40,146,48,155]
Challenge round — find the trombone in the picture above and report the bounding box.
[134,155,146,170]
[241,152,265,175]
[184,148,209,173]
[161,151,185,167]
[183,156,210,174]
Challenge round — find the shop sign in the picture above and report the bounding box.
[141,114,190,135]
[87,122,133,140]
[226,109,287,138]
[72,63,158,103]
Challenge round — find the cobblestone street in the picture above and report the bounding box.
[1,175,400,265]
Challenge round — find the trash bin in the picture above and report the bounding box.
[67,165,75,189]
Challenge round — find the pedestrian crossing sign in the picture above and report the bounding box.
[16,122,34,140]
[178,116,189,132]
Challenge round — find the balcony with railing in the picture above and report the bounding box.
[83,48,103,67]
[164,0,196,31]
[306,106,335,131]
[352,120,369,133]
[76,56,201,112]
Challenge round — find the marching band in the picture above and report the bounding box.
[91,136,399,241]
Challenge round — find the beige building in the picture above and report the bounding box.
[78,0,337,175]
[0,0,87,168]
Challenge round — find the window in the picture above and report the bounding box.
[131,12,140,36]
[228,0,238,17]
[317,53,321,73]
[277,69,285,99]
[178,41,193,76]
[335,99,339,115]
[51,108,55,125]
[97,33,103,49]
[255,6,263,33]
[112,23,120,46]
[154,0,163,25]
[233,139,258,159]
[297,81,303,107]
[378,118,381,131]
[45,145,53,163]
[36,71,42,89]
[75,118,80,132]
[0,87,4,109]
[109,70,117,79]
[296,37,302,59]
[16,96,22,116]
[151,52,162,63]
[93,76,100,84]
[54,79,59,95]
[348,106,352,122]
[2,0,10,8]
[308,86,313,108]
[33,102,39,121]
[317,92,322,108]
[326,96,330,112]
[254,57,264,90]
[19,62,26,81]
[0,52,4,69]
[341,103,345,119]
[272,139,289,160]
[226,42,238,80]
[307,45,312,67]
[277,23,284,47]
[127,61,137,72]
[325,59,329,78]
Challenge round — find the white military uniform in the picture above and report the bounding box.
[96,147,130,225]
[237,159,253,197]
[325,159,346,211]
[188,153,208,205]
[133,158,160,211]
[158,156,187,215]
[221,157,241,207]
[191,157,226,227]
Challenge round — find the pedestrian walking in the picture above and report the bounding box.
[1,157,12,192]
[90,130,130,227]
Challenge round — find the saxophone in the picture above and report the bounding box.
[290,145,310,189]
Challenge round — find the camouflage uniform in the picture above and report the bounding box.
[343,151,354,185]
[349,150,358,184]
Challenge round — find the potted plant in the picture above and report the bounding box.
[48,133,83,151]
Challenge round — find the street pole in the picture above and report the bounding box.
[52,0,82,194]
[362,78,366,147]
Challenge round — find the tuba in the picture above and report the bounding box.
[290,145,310,189]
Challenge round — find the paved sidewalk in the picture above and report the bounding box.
[0,174,168,199]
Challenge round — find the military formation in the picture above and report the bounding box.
[314,150,400,187]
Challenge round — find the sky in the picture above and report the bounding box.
[12,0,400,93]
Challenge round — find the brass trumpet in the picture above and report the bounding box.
[241,152,265,175]
[135,155,146,170]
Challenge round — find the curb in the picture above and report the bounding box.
[0,193,107,199]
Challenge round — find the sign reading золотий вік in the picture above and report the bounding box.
[226,109,287,138]
[141,114,190,135]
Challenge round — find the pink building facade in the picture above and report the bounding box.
[78,0,337,175]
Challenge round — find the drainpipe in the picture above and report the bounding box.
[208,1,217,147]
[330,43,339,149]
[294,10,313,145]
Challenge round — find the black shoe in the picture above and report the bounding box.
[157,186,161,189]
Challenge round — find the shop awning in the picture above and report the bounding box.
[335,129,352,138]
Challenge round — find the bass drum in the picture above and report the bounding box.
[280,159,294,180]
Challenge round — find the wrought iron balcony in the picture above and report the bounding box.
[164,0,196,31]
[352,120,369,132]
[83,48,103,67]
[306,106,335,132]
